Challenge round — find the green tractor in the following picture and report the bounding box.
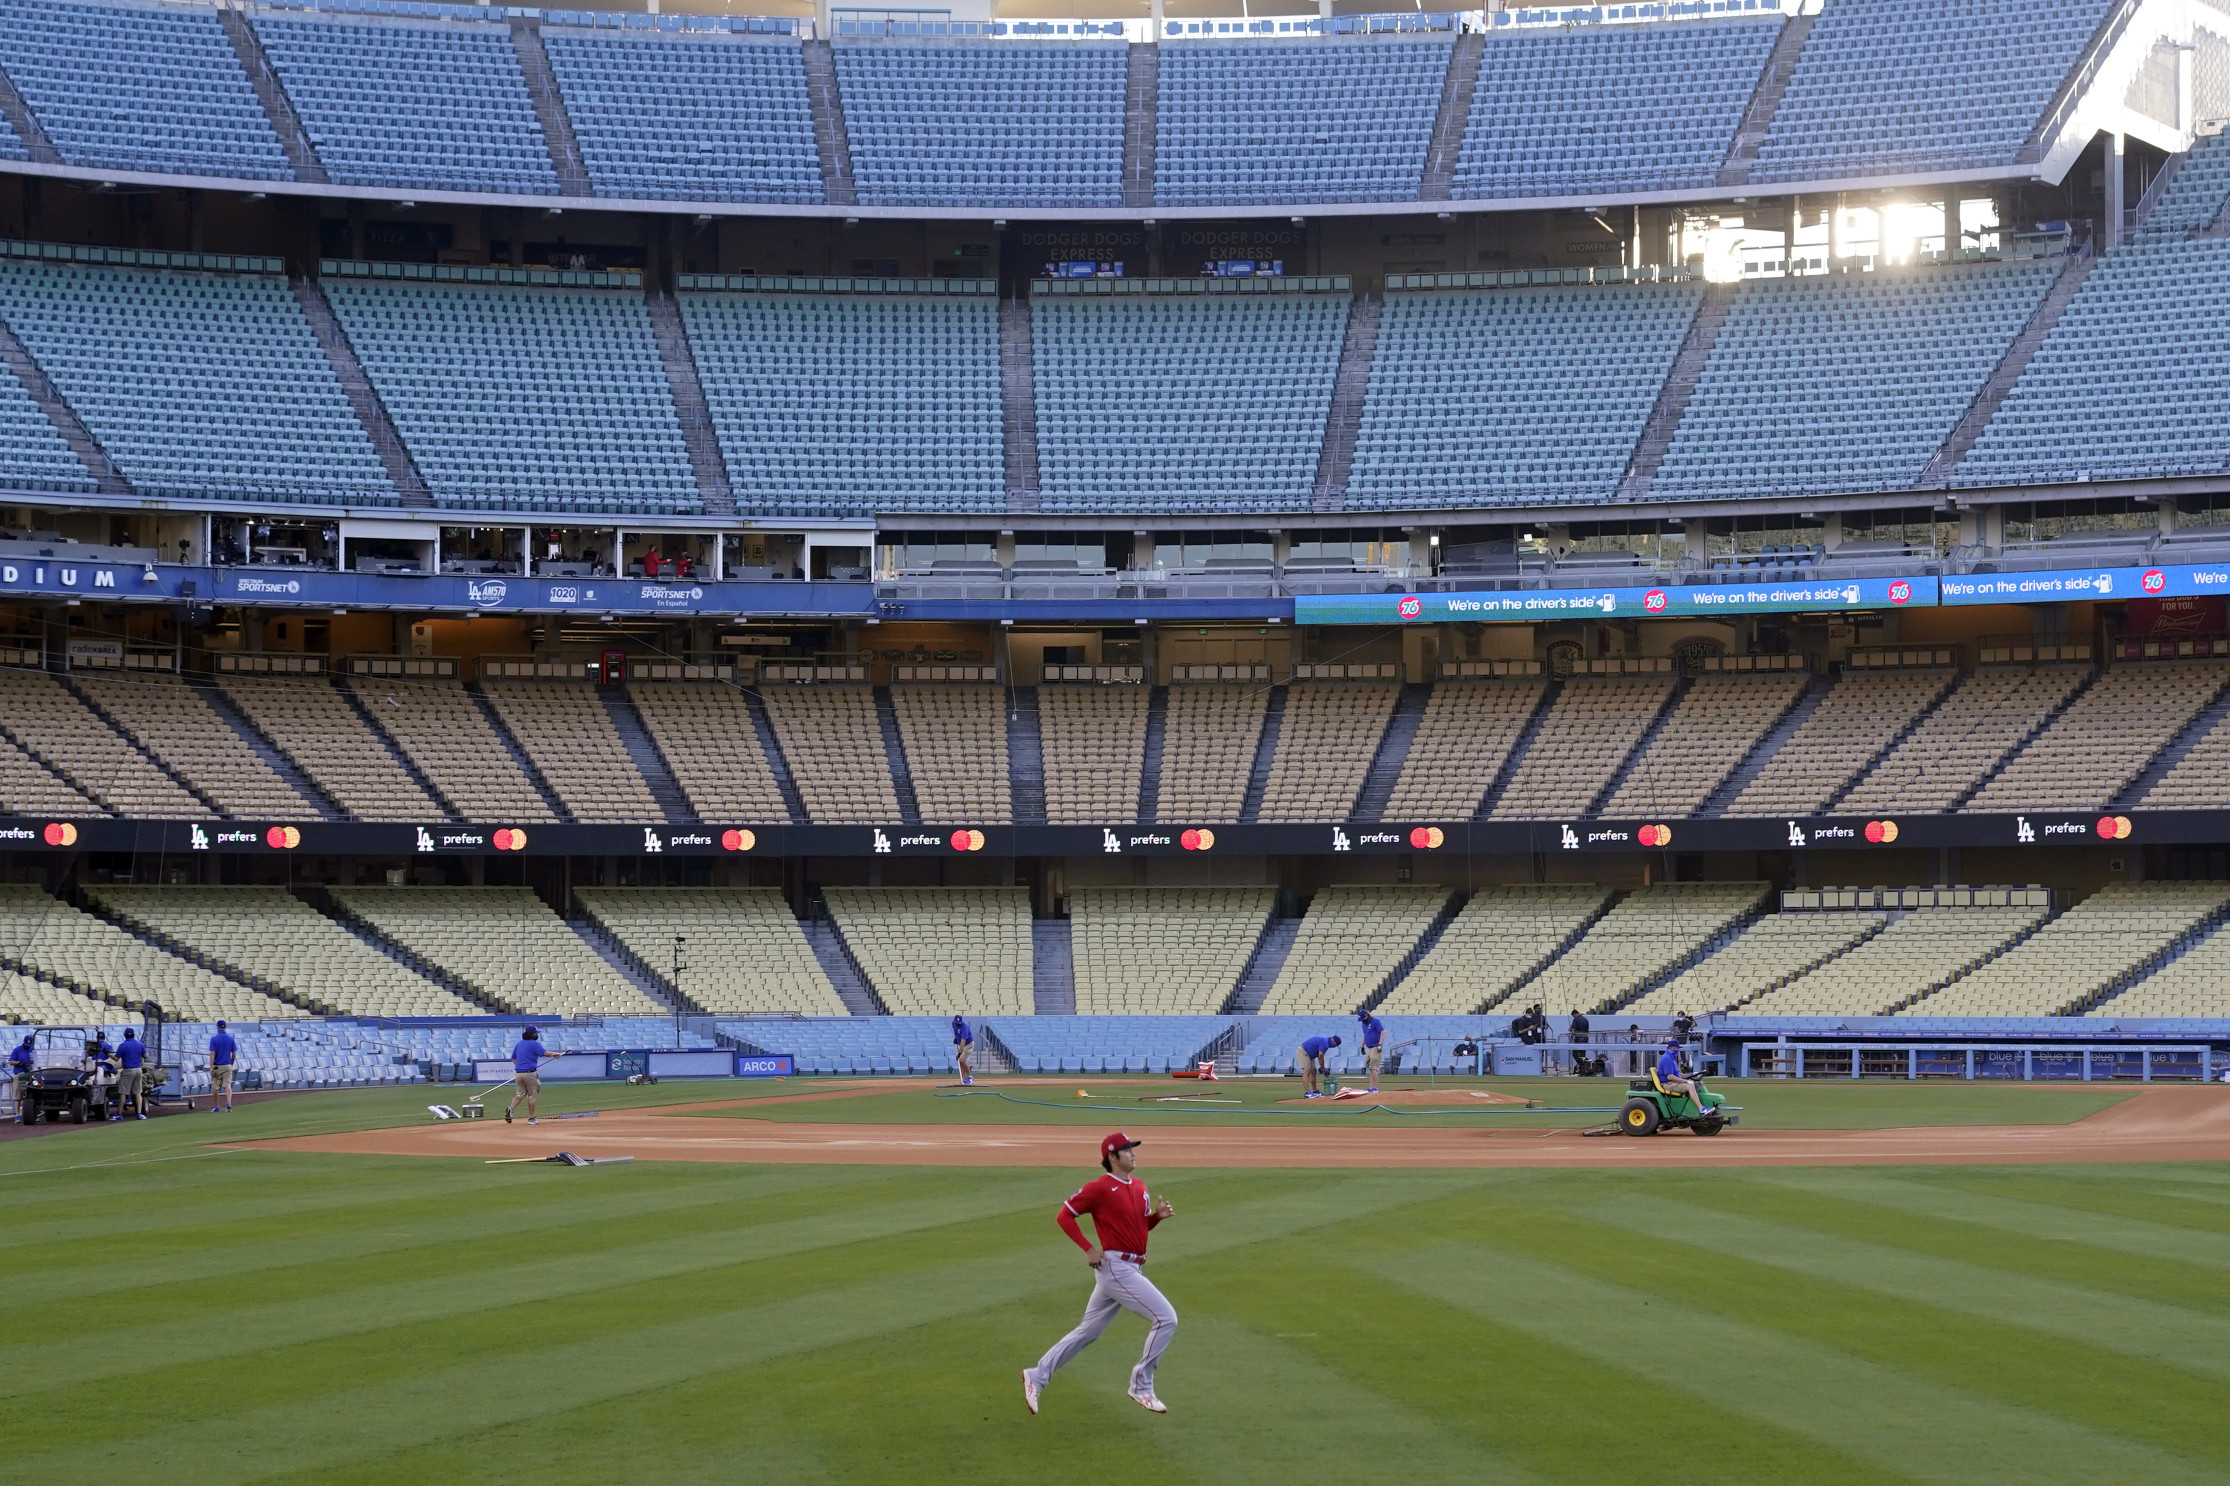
[1617,1069,1737,1137]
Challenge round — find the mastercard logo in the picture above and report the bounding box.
[491,828,528,851]
[1864,820,1899,843]
[2097,815,2133,840]
[42,822,76,847]
[265,826,301,850]
[2142,569,2166,594]
[721,828,756,853]
[1180,828,1216,852]
[1408,826,1445,850]
[949,829,986,852]
[1397,596,1422,620]
[1644,589,1668,614]
[1637,824,1672,848]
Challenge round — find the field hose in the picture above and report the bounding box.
[933,1090,1625,1118]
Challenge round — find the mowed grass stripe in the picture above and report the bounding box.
[9,1169,1441,1479]
[1388,1244,2223,1486]
[1587,1189,2230,1379]
[1441,1193,2230,1474]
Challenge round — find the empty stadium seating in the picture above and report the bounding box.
[0,669,203,817]
[67,673,314,819]
[1752,0,2115,181]
[986,1014,1229,1074]
[542,29,821,202]
[2140,706,2230,809]
[1455,20,1778,198]
[1377,884,1610,1014]
[835,42,1124,207]
[725,1013,974,1075]
[351,680,557,823]
[0,0,290,179]
[324,277,697,512]
[2090,918,2230,1019]
[0,347,93,494]
[0,260,395,503]
[1039,682,1147,823]
[824,886,1032,1015]
[1622,908,1887,1015]
[1903,883,2230,1018]
[1155,684,1267,823]
[1968,660,2230,810]
[759,685,899,823]
[1068,887,1274,1015]
[1258,883,1451,1014]
[253,14,558,194]
[1031,291,1347,509]
[1519,881,1767,1014]
[0,883,302,1022]
[85,886,478,1017]
[1602,672,1806,818]
[1347,284,1701,504]
[891,684,1011,822]
[1837,666,2090,814]
[1959,238,2230,486]
[1257,681,1396,822]
[2137,131,2230,240]
[1652,262,2060,498]
[1382,679,1545,820]
[1156,37,1447,205]
[575,887,846,1016]
[1230,1013,1501,1077]
[0,733,95,815]
[0,108,24,162]
[217,675,444,822]
[326,886,661,1015]
[680,289,1003,514]
[1739,902,2046,1017]
[628,682,790,823]
[1724,667,1955,817]
[1490,673,1676,819]
[480,683,661,824]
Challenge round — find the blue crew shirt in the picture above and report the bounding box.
[9,1041,32,1072]
[1302,1036,1339,1060]
[118,1036,145,1071]
[511,1040,547,1074]
[1359,1016,1384,1050]
[209,1031,237,1067]
[1656,1048,1682,1082]
[952,1018,973,1047]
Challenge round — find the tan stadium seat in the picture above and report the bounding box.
[1726,668,1956,817]
[1258,884,1453,1014]
[575,887,846,1015]
[0,731,98,816]
[627,682,790,822]
[480,682,661,823]
[1604,672,1806,818]
[2143,705,2230,809]
[1383,679,1546,820]
[67,673,317,819]
[352,680,558,822]
[760,685,901,823]
[1257,681,1398,822]
[891,684,1012,822]
[1377,884,1611,1014]
[1156,683,1267,824]
[0,669,203,817]
[326,886,662,1015]
[0,883,302,1021]
[1040,682,1147,822]
[1069,886,1275,1014]
[1838,666,2089,815]
[1903,882,2230,1018]
[1741,904,2048,1017]
[2091,912,2230,1018]
[1520,882,1770,1013]
[219,675,444,821]
[824,887,1032,1015]
[1623,910,1888,1015]
[1490,674,1677,819]
[1971,660,2230,811]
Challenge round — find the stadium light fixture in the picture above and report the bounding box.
[1290,216,1306,226]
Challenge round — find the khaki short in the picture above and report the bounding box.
[211,1066,234,1093]
[516,1071,540,1097]
[1365,1046,1383,1076]
[118,1068,143,1107]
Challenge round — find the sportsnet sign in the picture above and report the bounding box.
[1296,574,1936,624]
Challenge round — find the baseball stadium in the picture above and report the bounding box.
[3,0,2230,1476]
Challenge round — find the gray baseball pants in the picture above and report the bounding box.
[1029,1256,1177,1396]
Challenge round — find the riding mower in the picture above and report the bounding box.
[1617,1068,1737,1137]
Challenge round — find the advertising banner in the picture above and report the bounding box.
[1295,574,1937,625]
[1939,560,2230,607]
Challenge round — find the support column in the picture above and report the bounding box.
[1630,203,1642,270]
[1828,191,1843,269]
[2103,132,2125,251]
[1785,195,1800,275]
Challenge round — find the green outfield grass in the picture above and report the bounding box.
[2,1082,2215,1484]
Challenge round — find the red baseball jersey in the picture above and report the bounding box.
[1059,1172,1161,1256]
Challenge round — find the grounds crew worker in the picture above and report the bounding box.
[505,1026,558,1125]
[207,1020,238,1113]
[9,1034,33,1122]
[1356,1010,1386,1093]
[951,1014,975,1086]
[115,1026,147,1120]
[1296,1034,1341,1099]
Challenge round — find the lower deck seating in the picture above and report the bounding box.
[353,681,559,822]
[84,886,476,1018]
[1377,885,1611,1015]
[1039,682,1147,822]
[0,884,302,1022]
[824,887,1033,1016]
[760,685,900,822]
[1490,674,1675,819]
[0,670,204,817]
[1901,883,2230,1018]
[2089,918,2230,1018]
[1155,684,1268,823]
[325,887,661,1015]
[1726,668,1956,816]
[1739,904,2048,1017]
[1382,679,1545,820]
[1523,882,1770,1015]
[575,887,845,1016]
[0,734,96,816]
[1231,1014,1507,1076]
[627,683,791,823]
[1622,910,1887,1015]
[891,684,1011,822]
[1602,672,1806,818]
[69,674,316,819]
[1256,681,1397,821]
[719,1015,981,1076]
[988,1015,1232,1074]
[480,683,661,823]
[1258,884,1453,1014]
[1837,666,2090,814]
[218,675,444,821]
[1069,887,1275,1015]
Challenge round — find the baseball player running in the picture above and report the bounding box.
[1023,1131,1177,1416]
[952,1014,975,1086]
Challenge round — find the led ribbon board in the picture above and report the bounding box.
[1294,574,1938,624]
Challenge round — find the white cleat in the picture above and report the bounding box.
[1022,1370,1041,1415]
[1128,1390,1166,1414]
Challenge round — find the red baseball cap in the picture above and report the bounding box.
[1101,1131,1142,1160]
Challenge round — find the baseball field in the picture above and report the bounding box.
[9,1075,2228,1484]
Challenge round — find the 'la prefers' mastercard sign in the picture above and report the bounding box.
[721,828,756,852]
[1408,826,1445,849]
[1637,824,1673,847]
[1180,828,1217,851]
[42,822,76,846]
[2097,815,2134,840]
[264,826,301,849]
[949,829,987,852]
[491,828,528,851]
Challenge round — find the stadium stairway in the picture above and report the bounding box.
[1222,912,1302,1014]
[1596,894,1775,1015]
[1715,9,1810,188]
[1007,686,1047,824]
[291,278,432,506]
[999,296,1042,508]
[1700,672,1832,816]
[1360,891,1465,1013]
[801,914,884,1014]
[569,915,691,1012]
[2061,900,2230,1016]
[338,677,461,818]
[1812,679,1957,814]
[1353,682,1430,822]
[1238,683,1286,822]
[1616,283,1733,502]
[1418,28,1481,201]
[1121,40,1156,208]
[800,38,855,206]
[0,61,56,163]
[646,292,736,515]
[1878,903,2060,1015]
[1136,685,1168,821]
[1472,677,1559,819]
[1583,675,1690,816]
[57,675,224,814]
[1032,918,1075,1013]
[872,686,922,824]
[1478,889,1620,1013]
[318,895,506,1012]
[216,7,325,183]
[71,887,323,1015]
[2118,682,2230,806]
[600,689,690,824]
[507,14,591,196]
[1311,292,1381,510]
[742,687,806,824]
[1947,667,2100,810]
[469,685,572,820]
[0,316,124,492]
[1920,253,2095,485]
[205,685,345,819]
